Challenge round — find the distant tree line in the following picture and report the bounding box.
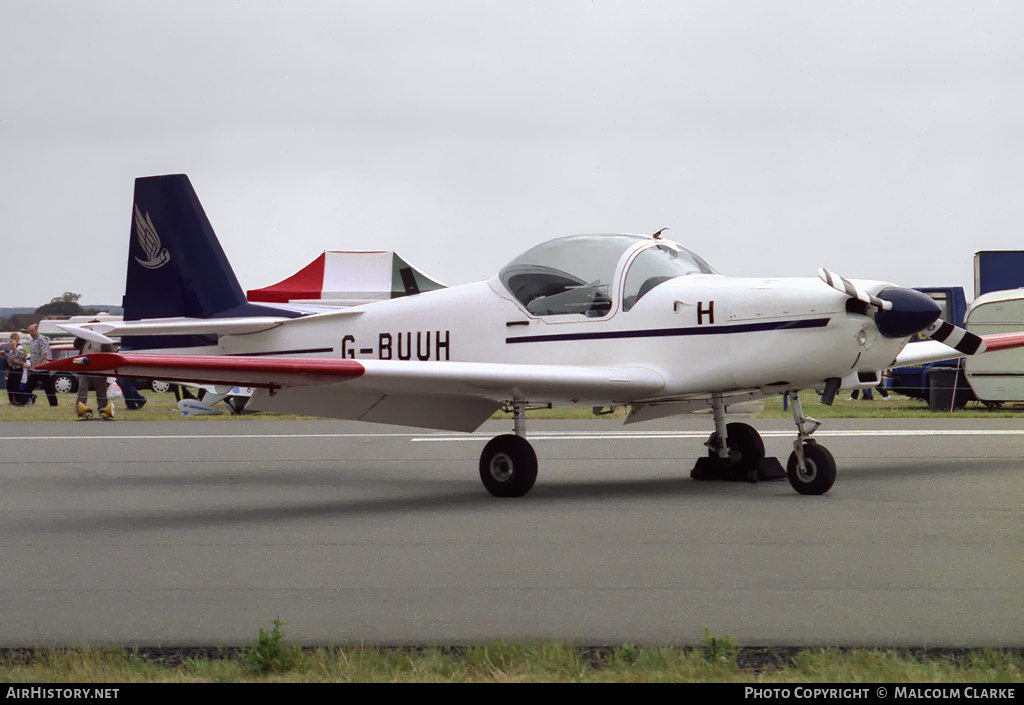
[34,292,87,317]
[0,292,112,331]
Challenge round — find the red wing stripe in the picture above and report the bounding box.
[40,353,365,388]
[980,332,1024,352]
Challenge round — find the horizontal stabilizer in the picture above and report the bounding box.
[56,325,116,345]
[60,307,364,342]
[58,317,292,340]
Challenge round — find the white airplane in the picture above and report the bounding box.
[44,175,1024,498]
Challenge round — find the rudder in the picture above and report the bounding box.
[122,174,295,350]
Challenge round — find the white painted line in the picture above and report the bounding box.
[3,429,1024,443]
[0,432,421,442]
[411,429,1024,442]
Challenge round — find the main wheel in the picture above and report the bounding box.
[786,441,837,495]
[707,422,765,478]
[479,434,538,498]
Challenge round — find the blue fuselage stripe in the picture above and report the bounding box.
[226,347,335,357]
[505,317,831,344]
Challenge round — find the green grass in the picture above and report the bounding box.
[0,642,1020,683]
[493,393,1024,421]
[0,392,304,422]
[2,389,1023,423]
[756,393,1024,419]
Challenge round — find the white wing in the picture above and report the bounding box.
[40,353,666,432]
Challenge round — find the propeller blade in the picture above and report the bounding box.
[820,270,943,338]
[925,320,987,355]
[818,269,893,311]
[820,269,986,354]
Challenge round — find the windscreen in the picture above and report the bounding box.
[622,242,716,311]
[499,235,645,317]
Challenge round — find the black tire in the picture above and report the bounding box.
[52,373,78,395]
[479,434,538,498]
[707,422,765,476]
[786,441,837,495]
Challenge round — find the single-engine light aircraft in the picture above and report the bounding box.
[43,175,1024,497]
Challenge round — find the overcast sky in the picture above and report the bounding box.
[1,0,1022,308]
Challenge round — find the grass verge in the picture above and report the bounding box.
[0,642,1020,683]
[1,390,1023,423]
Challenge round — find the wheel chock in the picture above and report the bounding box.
[690,456,786,483]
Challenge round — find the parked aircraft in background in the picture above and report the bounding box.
[44,175,1024,498]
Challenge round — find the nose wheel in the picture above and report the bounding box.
[785,392,836,495]
[786,440,836,495]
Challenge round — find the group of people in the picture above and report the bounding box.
[2,324,60,408]
[1,324,147,420]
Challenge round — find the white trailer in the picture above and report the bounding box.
[965,289,1024,402]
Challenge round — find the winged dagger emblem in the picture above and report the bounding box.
[133,204,171,269]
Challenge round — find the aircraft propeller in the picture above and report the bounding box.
[921,319,986,355]
[818,268,893,312]
[818,268,985,355]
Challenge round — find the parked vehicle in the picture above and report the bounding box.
[890,250,1024,409]
[38,318,170,395]
[51,370,170,395]
[974,250,1024,298]
[965,289,1024,404]
[887,286,972,408]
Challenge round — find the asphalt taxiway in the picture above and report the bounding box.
[0,416,1021,647]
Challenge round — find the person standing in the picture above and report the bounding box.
[118,377,147,411]
[73,335,116,420]
[2,333,27,405]
[21,324,58,407]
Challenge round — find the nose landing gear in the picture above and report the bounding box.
[690,391,837,495]
[784,391,836,495]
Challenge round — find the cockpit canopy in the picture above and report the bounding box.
[499,234,715,317]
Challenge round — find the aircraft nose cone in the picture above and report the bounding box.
[873,287,942,339]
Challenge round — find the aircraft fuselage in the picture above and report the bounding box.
[216,272,905,406]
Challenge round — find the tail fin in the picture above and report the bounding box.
[124,174,289,321]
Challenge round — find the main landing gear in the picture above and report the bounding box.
[691,391,837,495]
[691,393,786,483]
[479,401,538,498]
[478,392,837,498]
